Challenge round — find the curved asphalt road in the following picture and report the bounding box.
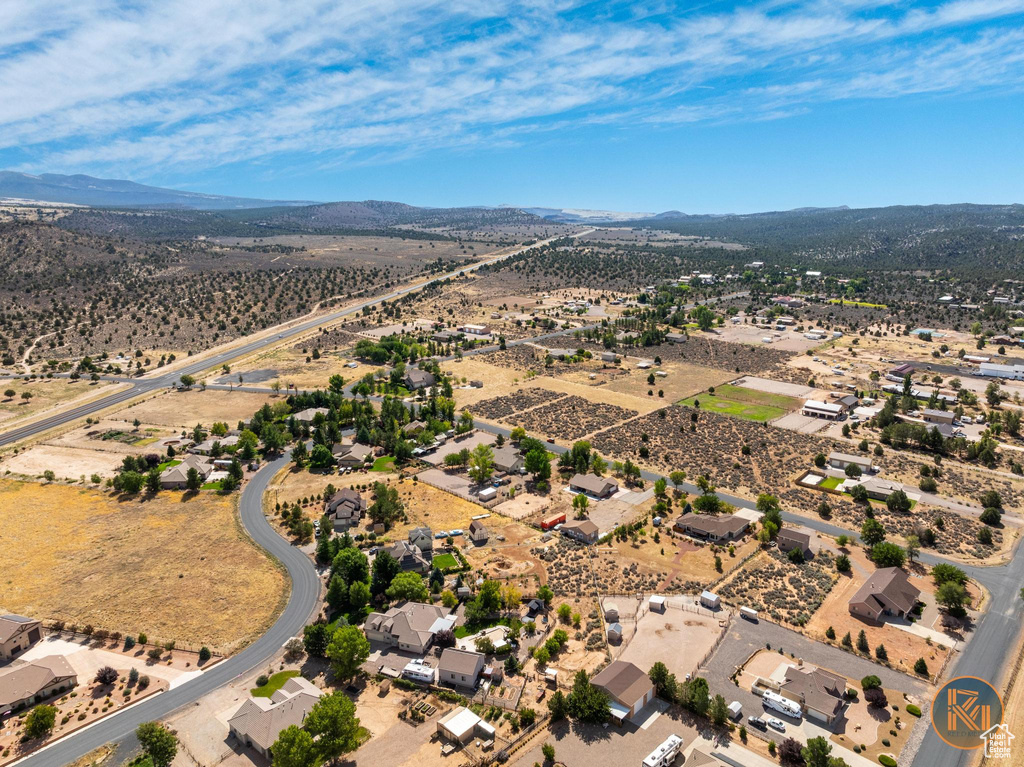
[12,450,320,767]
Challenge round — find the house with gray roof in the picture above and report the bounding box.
[159,454,213,490]
[674,513,749,542]
[492,446,524,474]
[382,541,431,574]
[438,648,486,689]
[228,677,323,758]
[404,368,436,390]
[0,655,77,713]
[408,526,434,556]
[779,665,847,724]
[333,442,373,467]
[364,602,455,654]
[849,567,921,622]
[325,488,366,530]
[568,473,619,499]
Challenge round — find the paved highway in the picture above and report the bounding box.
[12,449,320,767]
[0,231,582,449]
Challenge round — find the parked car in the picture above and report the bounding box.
[747,716,767,730]
[434,531,448,539]
[766,717,786,732]
[449,529,464,536]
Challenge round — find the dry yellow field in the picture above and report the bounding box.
[226,345,367,391]
[0,379,119,425]
[115,388,278,430]
[0,479,286,652]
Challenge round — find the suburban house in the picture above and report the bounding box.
[382,541,431,574]
[408,526,434,557]
[852,477,919,503]
[190,434,240,455]
[333,442,373,467]
[457,324,490,336]
[922,409,955,425]
[568,473,619,499]
[591,660,656,724]
[469,519,489,544]
[828,452,873,474]
[293,407,328,423]
[492,446,524,474]
[777,529,812,559]
[674,513,750,542]
[438,648,486,689]
[837,394,859,412]
[802,400,844,420]
[560,518,600,544]
[849,567,921,622]
[404,420,427,435]
[437,707,497,744]
[228,677,323,758]
[325,488,366,531]
[0,655,78,713]
[779,665,846,724]
[364,602,455,654]
[404,368,436,390]
[0,615,43,661]
[159,454,213,490]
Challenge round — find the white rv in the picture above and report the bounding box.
[642,735,684,767]
[762,690,802,719]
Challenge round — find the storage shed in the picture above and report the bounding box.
[700,591,721,610]
[649,595,666,612]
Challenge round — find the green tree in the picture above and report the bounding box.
[305,691,362,761]
[368,482,404,529]
[370,551,401,597]
[386,571,430,602]
[270,725,318,767]
[468,443,495,485]
[870,541,906,569]
[710,694,729,726]
[291,440,308,467]
[860,518,886,547]
[885,490,912,514]
[136,721,178,767]
[525,447,551,482]
[566,670,610,723]
[23,704,56,739]
[935,581,969,616]
[146,467,162,494]
[547,690,569,720]
[326,625,370,681]
[648,661,678,701]
[185,467,202,492]
[303,621,333,658]
[802,735,850,767]
[932,563,968,586]
[856,630,869,653]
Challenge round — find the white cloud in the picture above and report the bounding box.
[1,0,1022,176]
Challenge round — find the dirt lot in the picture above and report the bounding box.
[0,479,286,652]
[717,548,839,627]
[0,379,122,426]
[604,359,734,402]
[0,444,123,480]
[116,389,277,430]
[222,344,365,392]
[614,596,726,678]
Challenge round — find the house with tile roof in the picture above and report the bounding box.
[849,567,921,622]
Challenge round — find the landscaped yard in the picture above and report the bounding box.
[371,455,396,472]
[820,476,843,490]
[252,670,301,697]
[432,553,459,570]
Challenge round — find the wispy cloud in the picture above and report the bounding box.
[1,0,1023,177]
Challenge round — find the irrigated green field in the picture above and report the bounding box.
[679,384,799,422]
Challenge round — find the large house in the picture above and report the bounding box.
[325,488,366,531]
[802,400,844,420]
[190,434,239,455]
[228,677,323,758]
[408,526,434,557]
[560,518,600,544]
[293,407,328,424]
[591,660,656,724]
[333,442,373,468]
[382,541,431,574]
[849,567,921,622]
[492,446,524,474]
[404,368,437,390]
[828,452,873,474]
[569,473,619,499]
[0,655,78,713]
[438,648,486,689]
[0,614,43,661]
[159,454,213,490]
[674,513,749,542]
[779,665,846,724]
[364,602,455,654]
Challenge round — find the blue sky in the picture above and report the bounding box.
[2,0,1023,212]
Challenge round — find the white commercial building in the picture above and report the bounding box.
[978,363,1024,380]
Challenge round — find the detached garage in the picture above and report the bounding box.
[437,707,496,744]
[591,660,655,724]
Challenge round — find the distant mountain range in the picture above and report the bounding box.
[512,205,855,223]
[0,171,316,210]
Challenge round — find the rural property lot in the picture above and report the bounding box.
[615,597,726,679]
[680,383,800,422]
[0,379,122,426]
[732,376,818,399]
[0,479,286,652]
[115,389,277,430]
[1,443,123,480]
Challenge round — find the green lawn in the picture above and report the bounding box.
[432,553,459,570]
[679,395,787,422]
[827,298,887,309]
[252,670,300,697]
[201,480,223,491]
[711,384,800,410]
[371,455,396,472]
[155,459,181,472]
[820,476,843,490]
